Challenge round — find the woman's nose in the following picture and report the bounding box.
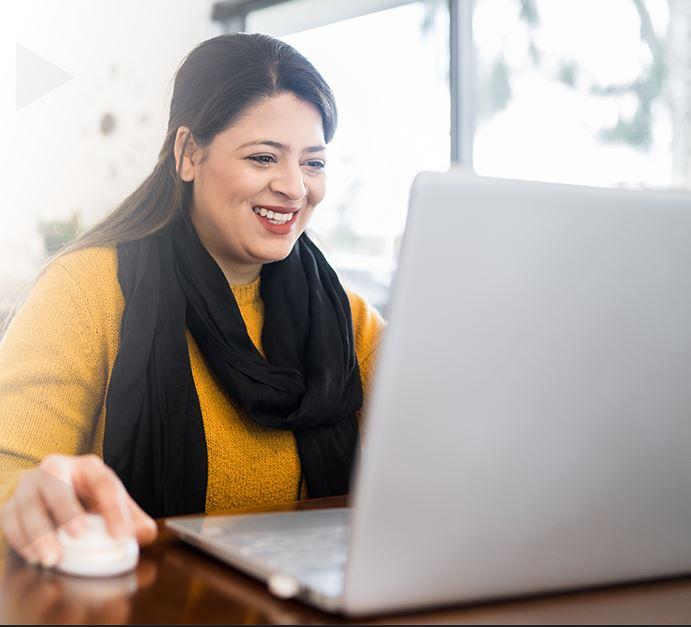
[269,163,308,202]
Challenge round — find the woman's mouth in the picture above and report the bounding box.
[252,206,299,234]
[252,206,297,225]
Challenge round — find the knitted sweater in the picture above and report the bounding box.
[0,246,384,513]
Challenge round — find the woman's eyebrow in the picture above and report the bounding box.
[237,139,326,153]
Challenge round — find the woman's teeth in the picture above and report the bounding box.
[252,207,295,224]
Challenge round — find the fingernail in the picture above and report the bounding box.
[41,549,59,569]
[25,553,39,566]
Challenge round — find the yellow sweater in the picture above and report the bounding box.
[0,247,384,513]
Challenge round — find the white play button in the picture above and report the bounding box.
[16,43,73,111]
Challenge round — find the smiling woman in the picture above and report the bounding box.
[176,92,329,284]
[0,33,384,569]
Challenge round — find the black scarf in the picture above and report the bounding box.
[103,213,362,518]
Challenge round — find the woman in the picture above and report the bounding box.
[0,33,384,568]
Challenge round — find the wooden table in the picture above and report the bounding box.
[1,495,691,624]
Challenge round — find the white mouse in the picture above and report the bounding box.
[54,513,139,577]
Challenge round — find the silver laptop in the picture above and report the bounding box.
[167,169,691,616]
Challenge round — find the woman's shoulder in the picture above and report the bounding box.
[344,287,386,363]
[49,245,118,283]
[1,246,122,361]
[36,245,123,322]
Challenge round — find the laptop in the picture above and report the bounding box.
[166,169,691,616]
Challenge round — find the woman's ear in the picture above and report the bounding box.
[174,126,200,182]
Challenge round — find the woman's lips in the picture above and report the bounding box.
[252,206,298,234]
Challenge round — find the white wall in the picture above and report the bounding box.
[2,0,222,299]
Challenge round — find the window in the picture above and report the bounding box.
[473,0,688,191]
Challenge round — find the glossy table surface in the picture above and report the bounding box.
[1,495,691,624]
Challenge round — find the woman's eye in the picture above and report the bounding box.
[248,155,276,164]
[248,155,325,169]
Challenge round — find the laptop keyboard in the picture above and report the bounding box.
[218,523,349,576]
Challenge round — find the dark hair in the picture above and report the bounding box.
[65,32,338,252]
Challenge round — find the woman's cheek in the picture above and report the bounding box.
[309,183,326,213]
[298,207,316,233]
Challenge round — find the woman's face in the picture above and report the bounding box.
[174,92,327,283]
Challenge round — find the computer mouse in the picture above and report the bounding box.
[54,513,139,577]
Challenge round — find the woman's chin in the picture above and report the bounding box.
[252,241,298,265]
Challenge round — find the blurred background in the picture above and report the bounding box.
[3,0,691,322]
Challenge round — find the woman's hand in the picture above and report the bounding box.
[0,454,157,568]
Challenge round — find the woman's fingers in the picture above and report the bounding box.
[12,470,61,567]
[70,455,135,540]
[37,455,88,537]
[127,498,158,546]
[1,497,38,564]
[1,454,155,567]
